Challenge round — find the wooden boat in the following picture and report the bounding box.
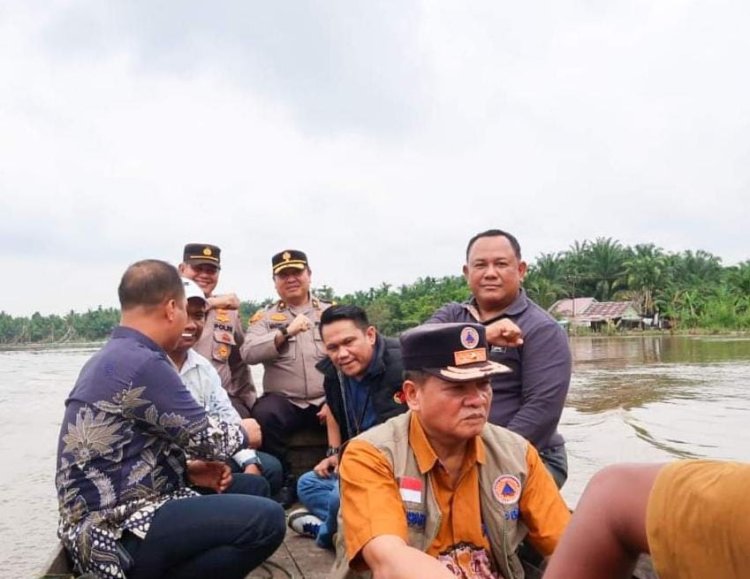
[40,429,657,579]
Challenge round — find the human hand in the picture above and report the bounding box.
[313,455,339,478]
[241,418,263,449]
[187,460,233,493]
[316,404,329,424]
[485,319,524,348]
[243,464,262,476]
[287,313,311,337]
[207,293,241,311]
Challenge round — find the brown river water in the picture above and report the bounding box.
[2,335,750,577]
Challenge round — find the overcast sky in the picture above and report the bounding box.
[2,1,748,317]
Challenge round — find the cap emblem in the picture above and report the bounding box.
[460,326,480,349]
[282,251,291,261]
[203,247,212,256]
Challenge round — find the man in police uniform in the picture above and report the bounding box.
[241,249,331,503]
[179,243,257,419]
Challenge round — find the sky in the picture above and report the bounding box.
[1,0,749,317]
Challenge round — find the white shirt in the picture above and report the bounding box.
[179,348,257,467]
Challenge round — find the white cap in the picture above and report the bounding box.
[181,277,207,303]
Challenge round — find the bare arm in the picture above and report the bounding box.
[361,535,455,579]
[544,463,662,579]
[312,405,341,477]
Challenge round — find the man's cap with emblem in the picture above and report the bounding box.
[272,249,308,275]
[183,243,221,269]
[181,277,207,304]
[400,323,510,383]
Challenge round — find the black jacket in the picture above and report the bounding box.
[315,334,407,443]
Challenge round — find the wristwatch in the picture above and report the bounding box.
[278,326,289,340]
[240,454,262,470]
[326,446,340,457]
[235,449,262,470]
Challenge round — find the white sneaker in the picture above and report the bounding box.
[287,508,323,539]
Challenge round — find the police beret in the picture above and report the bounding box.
[400,323,510,383]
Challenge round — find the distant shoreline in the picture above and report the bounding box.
[4,330,749,351]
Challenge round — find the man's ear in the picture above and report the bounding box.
[164,298,177,322]
[178,263,186,274]
[365,326,377,345]
[403,380,420,412]
[518,260,528,282]
[462,263,469,281]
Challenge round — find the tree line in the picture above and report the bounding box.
[2,238,748,344]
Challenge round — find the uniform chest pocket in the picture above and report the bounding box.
[211,330,236,363]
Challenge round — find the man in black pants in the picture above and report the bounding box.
[55,259,284,579]
[242,250,331,506]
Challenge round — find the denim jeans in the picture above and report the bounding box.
[297,470,340,549]
[121,493,285,579]
[539,444,568,489]
[227,451,283,496]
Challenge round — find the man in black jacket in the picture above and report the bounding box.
[287,305,406,549]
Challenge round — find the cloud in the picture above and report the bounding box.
[1,1,748,316]
[42,0,430,136]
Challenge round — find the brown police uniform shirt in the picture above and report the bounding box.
[194,307,256,414]
[241,296,330,408]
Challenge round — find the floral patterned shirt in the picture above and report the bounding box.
[55,326,245,578]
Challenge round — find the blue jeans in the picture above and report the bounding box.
[121,493,285,579]
[228,451,283,496]
[539,444,568,489]
[297,470,339,549]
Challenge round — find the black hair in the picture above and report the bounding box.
[118,259,185,311]
[319,304,370,335]
[402,370,430,385]
[465,229,522,261]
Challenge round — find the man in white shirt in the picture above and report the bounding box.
[170,278,283,496]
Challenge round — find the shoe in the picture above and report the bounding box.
[287,508,322,539]
[275,482,297,509]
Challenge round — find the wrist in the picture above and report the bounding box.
[234,448,258,468]
[326,446,340,457]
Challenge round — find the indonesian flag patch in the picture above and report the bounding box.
[399,476,423,503]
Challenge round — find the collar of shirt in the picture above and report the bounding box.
[178,348,206,377]
[464,288,529,320]
[351,334,385,384]
[408,412,486,475]
[112,325,165,354]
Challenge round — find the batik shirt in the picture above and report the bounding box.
[55,327,245,578]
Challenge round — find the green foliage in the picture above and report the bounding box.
[0,306,119,345]
[3,240,748,343]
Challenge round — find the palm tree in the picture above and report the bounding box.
[623,244,667,316]
[582,237,628,301]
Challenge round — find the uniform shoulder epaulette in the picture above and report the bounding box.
[312,296,333,308]
[249,310,264,324]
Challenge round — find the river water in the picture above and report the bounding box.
[2,335,750,577]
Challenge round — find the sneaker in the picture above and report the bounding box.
[287,508,322,539]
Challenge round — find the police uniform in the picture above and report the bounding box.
[182,243,256,418]
[241,250,331,476]
[194,307,255,416]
